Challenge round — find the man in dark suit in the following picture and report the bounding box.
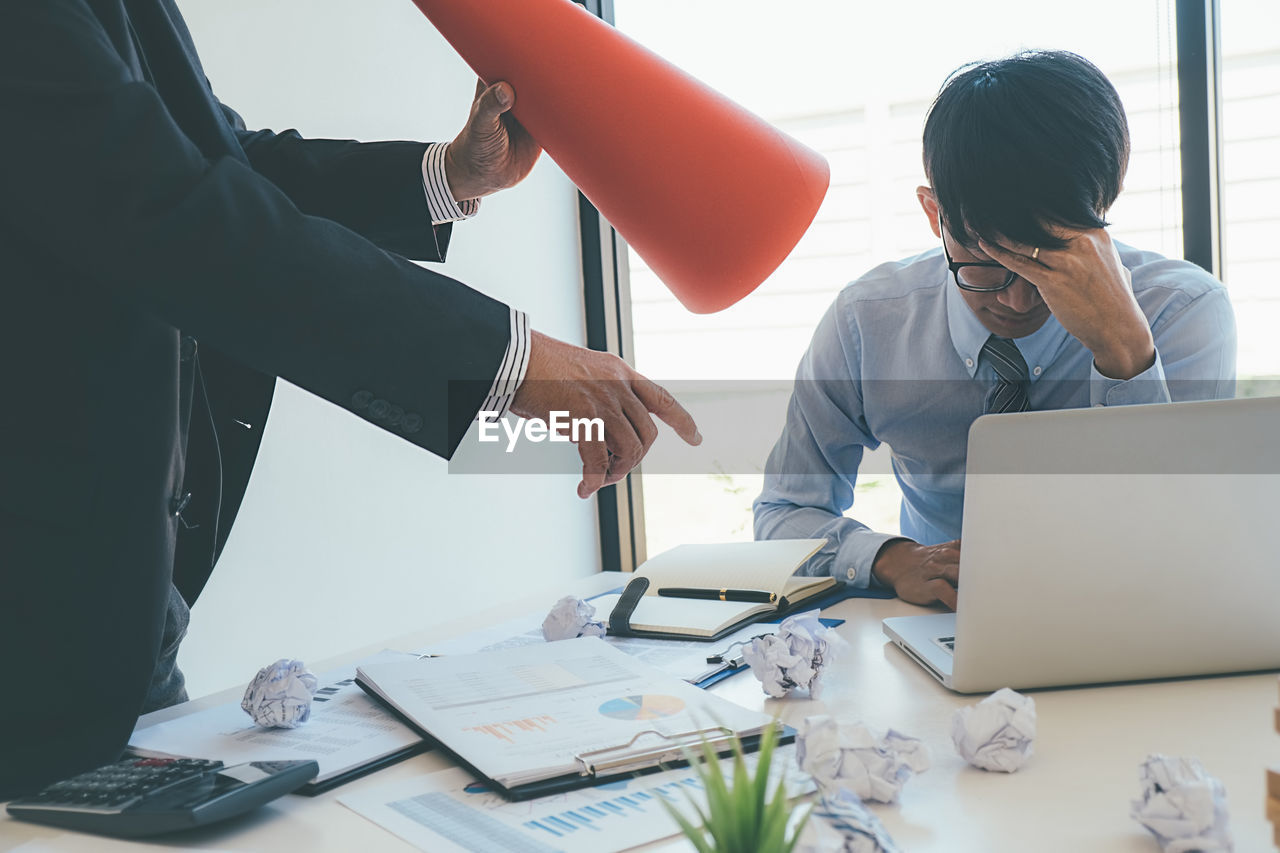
[0,0,699,797]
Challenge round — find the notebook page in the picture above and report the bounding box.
[635,539,827,596]
[591,592,769,637]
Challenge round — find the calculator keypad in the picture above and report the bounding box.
[15,758,225,813]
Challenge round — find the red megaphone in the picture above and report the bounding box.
[409,0,829,314]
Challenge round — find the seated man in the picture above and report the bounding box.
[753,51,1236,610]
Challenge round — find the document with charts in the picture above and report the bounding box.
[339,744,813,853]
[354,637,779,799]
[129,652,424,794]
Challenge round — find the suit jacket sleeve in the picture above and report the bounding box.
[0,0,509,460]
[219,101,456,263]
[0,0,509,798]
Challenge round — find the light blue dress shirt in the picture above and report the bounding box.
[753,243,1237,586]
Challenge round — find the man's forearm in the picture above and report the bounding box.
[754,499,900,585]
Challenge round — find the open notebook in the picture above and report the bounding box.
[596,538,833,640]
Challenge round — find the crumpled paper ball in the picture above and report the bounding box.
[951,687,1036,772]
[1130,755,1233,853]
[743,611,844,698]
[541,595,607,642]
[240,658,319,729]
[796,715,931,804]
[796,789,902,853]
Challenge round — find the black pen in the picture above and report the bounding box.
[658,587,777,604]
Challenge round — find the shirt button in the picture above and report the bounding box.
[1032,366,1042,376]
[846,568,856,581]
[965,358,974,368]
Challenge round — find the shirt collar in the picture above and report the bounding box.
[945,272,1070,380]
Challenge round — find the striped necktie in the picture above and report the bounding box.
[981,335,1031,414]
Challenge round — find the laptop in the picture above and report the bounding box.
[882,395,1280,692]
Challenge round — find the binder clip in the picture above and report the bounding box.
[574,725,735,777]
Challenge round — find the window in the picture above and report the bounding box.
[613,0,1185,555]
[1220,0,1280,385]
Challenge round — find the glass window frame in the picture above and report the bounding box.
[578,0,1226,571]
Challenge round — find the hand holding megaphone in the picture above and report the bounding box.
[445,80,542,202]
[412,0,829,314]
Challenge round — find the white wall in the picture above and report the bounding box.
[175,0,600,698]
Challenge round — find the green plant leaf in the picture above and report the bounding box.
[660,796,716,853]
[701,742,734,829]
[662,719,805,853]
[752,721,779,809]
[757,786,786,848]
[731,743,753,850]
[782,802,813,853]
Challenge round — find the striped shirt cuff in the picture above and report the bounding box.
[479,309,530,419]
[421,142,480,225]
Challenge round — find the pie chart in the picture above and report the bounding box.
[598,694,687,721]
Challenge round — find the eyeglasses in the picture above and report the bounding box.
[942,235,1028,293]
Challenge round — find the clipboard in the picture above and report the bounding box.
[295,743,429,795]
[354,638,785,802]
[355,683,795,801]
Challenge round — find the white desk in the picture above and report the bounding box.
[4,572,1277,852]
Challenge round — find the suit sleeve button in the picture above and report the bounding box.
[386,406,404,426]
[351,390,374,410]
[402,413,423,434]
[369,399,390,419]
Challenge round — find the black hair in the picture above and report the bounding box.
[922,50,1130,250]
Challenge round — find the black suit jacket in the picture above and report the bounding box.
[0,0,511,797]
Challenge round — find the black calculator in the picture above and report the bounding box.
[6,756,319,838]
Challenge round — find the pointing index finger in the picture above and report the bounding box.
[632,378,701,446]
[577,439,609,499]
